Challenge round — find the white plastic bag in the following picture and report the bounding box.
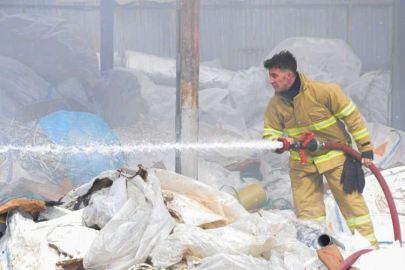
[152,168,249,227]
[82,176,128,228]
[192,253,274,270]
[83,174,175,270]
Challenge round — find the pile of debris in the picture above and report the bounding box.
[5,165,403,270]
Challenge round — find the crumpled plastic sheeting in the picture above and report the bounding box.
[335,230,374,259]
[362,165,405,244]
[124,50,235,89]
[192,253,275,270]
[0,209,94,270]
[228,212,320,268]
[151,211,322,270]
[282,239,322,270]
[264,37,361,88]
[150,223,271,268]
[152,168,249,226]
[198,160,243,191]
[162,190,226,226]
[345,70,390,126]
[365,123,405,170]
[61,170,120,210]
[228,212,297,249]
[47,225,98,258]
[83,176,128,228]
[83,173,175,270]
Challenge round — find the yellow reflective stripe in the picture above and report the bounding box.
[346,214,372,228]
[311,216,326,221]
[335,101,356,119]
[290,150,314,163]
[351,128,369,141]
[312,150,345,164]
[290,150,344,164]
[263,128,283,136]
[286,116,337,136]
[365,233,377,242]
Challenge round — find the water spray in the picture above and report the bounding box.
[0,140,284,155]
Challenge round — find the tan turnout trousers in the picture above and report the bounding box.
[289,157,379,248]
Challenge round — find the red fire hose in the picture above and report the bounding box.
[278,133,403,269]
[323,142,402,270]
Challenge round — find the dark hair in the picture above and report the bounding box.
[263,50,297,74]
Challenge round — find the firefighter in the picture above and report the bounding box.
[263,50,378,248]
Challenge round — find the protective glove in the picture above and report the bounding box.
[340,155,365,194]
[361,150,374,160]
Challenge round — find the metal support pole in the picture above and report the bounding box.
[100,0,115,73]
[346,3,352,47]
[179,0,200,179]
[175,0,182,174]
[391,0,405,131]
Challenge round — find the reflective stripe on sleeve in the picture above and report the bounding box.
[263,128,283,137]
[351,128,369,141]
[335,101,356,119]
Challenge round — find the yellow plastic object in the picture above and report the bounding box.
[234,184,268,210]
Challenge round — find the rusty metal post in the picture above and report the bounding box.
[178,0,200,179]
[175,0,182,174]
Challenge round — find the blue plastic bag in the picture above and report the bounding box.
[39,110,123,186]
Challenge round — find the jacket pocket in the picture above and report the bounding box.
[309,108,330,122]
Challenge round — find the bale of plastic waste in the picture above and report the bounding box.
[0,55,52,120]
[264,37,361,88]
[0,13,99,95]
[345,70,391,126]
[92,69,148,129]
[124,50,235,89]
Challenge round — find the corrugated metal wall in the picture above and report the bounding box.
[0,0,394,72]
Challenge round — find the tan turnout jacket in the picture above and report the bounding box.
[263,73,373,173]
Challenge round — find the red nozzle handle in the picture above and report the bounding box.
[297,132,315,164]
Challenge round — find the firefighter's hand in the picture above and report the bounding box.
[361,158,373,168]
[361,150,374,168]
[280,137,294,144]
[283,137,294,144]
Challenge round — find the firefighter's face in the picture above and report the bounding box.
[268,68,295,93]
